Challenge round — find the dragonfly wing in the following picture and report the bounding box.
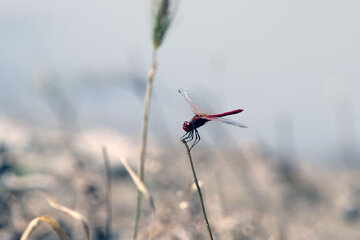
[178,88,215,115]
[178,88,203,115]
[201,116,248,128]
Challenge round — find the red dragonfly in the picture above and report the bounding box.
[179,89,247,151]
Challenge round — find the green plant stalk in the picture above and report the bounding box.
[181,139,214,240]
[133,50,158,240]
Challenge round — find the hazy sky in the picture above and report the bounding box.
[0,0,359,161]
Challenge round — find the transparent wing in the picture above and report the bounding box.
[201,116,248,128]
[178,88,202,115]
[178,88,214,115]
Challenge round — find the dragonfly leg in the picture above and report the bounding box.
[196,129,201,144]
[189,129,200,151]
[194,129,201,146]
[188,131,194,141]
[182,130,194,142]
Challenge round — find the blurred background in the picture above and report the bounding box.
[1,0,360,239]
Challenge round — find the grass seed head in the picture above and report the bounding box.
[151,0,175,49]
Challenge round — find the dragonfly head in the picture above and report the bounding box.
[182,121,192,132]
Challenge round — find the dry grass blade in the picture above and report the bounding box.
[102,147,112,240]
[47,198,90,240]
[119,156,155,212]
[20,215,71,240]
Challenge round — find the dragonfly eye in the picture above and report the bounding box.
[183,121,192,132]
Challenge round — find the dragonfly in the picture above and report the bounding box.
[179,88,247,151]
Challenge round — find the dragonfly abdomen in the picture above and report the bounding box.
[207,109,243,118]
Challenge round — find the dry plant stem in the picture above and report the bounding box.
[102,147,112,240]
[181,139,214,240]
[133,50,158,240]
[47,198,90,240]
